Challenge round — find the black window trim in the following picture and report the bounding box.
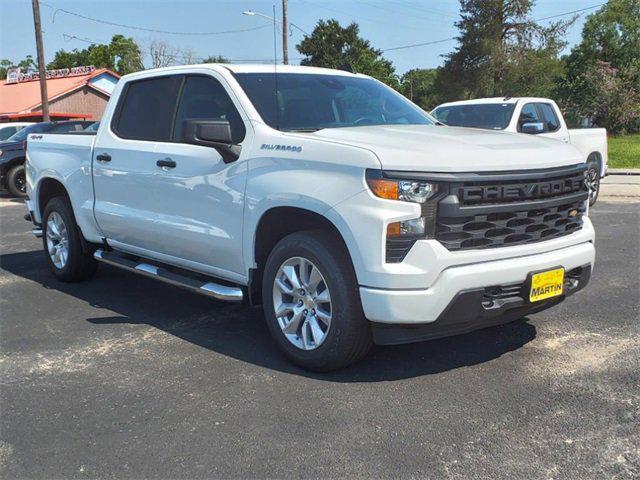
[110,73,185,142]
[110,72,247,145]
[536,102,561,133]
[517,102,561,134]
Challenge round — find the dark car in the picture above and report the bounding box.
[0,120,92,196]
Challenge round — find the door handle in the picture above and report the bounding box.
[96,153,111,162]
[156,158,177,169]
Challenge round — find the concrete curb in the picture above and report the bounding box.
[608,168,640,175]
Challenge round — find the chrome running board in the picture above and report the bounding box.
[93,249,243,302]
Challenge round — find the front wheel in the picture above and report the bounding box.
[6,164,27,197]
[42,196,98,282]
[262,230,372,372]
[586,163,600,206]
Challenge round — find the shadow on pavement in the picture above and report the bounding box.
[1,250,537,382]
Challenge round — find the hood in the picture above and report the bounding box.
[312,124,583,172]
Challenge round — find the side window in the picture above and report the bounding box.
[538,103,560,132]
[173,75,246,143]
[115,76,182,141]
[0,127,17,140]
[518,103,543,131]
[51,122,83,133]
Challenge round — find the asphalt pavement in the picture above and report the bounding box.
[1,195,638,479]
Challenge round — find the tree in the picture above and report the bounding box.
[201,55,229,64]
[556,0,640,133]
[0,55,37,79]
[149,40,179,68]
[399,69,438,110]
[434,0,574,102]
[297,19,398,87]
[47,35,143,75]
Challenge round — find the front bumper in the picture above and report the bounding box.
[371,265,591,345]
[359,240,595,327]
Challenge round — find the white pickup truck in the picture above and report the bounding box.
[431,97,608,205]
[25,65,595,371]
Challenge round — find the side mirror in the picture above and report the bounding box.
[183,119,241,163]
[520,122,544,134]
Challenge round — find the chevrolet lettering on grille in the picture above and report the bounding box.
[459,177,584,203]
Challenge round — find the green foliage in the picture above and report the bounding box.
[608,133,640,168]
[557,0,640,134]
[201,55,229,64]
[0,55,37,79]
[434,0,574,102]
[399,69,438,110]
[47,35,144,75]
[296,19,398,87]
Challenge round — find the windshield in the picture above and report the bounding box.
[235,73,434,131]
[7,122,51,142]
[431,103,516,130]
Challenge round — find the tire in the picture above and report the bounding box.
[586,161,600,206]
[6,164,27,197]
[42,196,98,282]
[262,230,372,372]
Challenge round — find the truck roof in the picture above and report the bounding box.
[436,97,557,108]
[121,63,368,82]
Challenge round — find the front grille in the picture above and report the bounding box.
[436,200,585,250]
[434,165,588,251]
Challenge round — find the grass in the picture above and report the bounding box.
[608,133,640,169]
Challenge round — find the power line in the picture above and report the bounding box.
[381,3,606,53]
[43,2,272,36]
[534,3,606,22]
[60,33,303,64]
[382,37,455,52]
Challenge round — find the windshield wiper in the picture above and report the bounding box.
[283,128,323,133]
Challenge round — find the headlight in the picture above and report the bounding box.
[366,170,438,203]
[366,169,443,262]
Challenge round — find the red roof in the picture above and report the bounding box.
[0,68,119,115]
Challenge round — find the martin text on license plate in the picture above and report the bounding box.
[529,267,565,303]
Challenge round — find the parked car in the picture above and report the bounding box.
[84,121,100,132]
[25,65,594,371]
[0,120,92,196]
[431,98,608,205]
[0,122,34,141]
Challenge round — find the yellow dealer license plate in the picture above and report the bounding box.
[529,267,565,303]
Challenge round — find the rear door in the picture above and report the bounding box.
[93,74,183,254]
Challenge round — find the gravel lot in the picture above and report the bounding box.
[1,195,638,479]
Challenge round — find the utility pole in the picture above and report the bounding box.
[282,0,289,65]
[32,0,49,121]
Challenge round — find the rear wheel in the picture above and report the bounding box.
[6,164,26,197]
[586,161,600,206]
[262,230,372,371]
[43,196,98,282]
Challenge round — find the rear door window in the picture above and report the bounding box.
[172,75,245,143]
[114,76,183,141]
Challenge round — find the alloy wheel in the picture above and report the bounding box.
[272,256,332,350]
[46,212,69,269]
[587,167,599,202]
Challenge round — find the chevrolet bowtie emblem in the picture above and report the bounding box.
[568,209,579,217]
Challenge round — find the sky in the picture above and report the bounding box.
[0,0,603,75]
